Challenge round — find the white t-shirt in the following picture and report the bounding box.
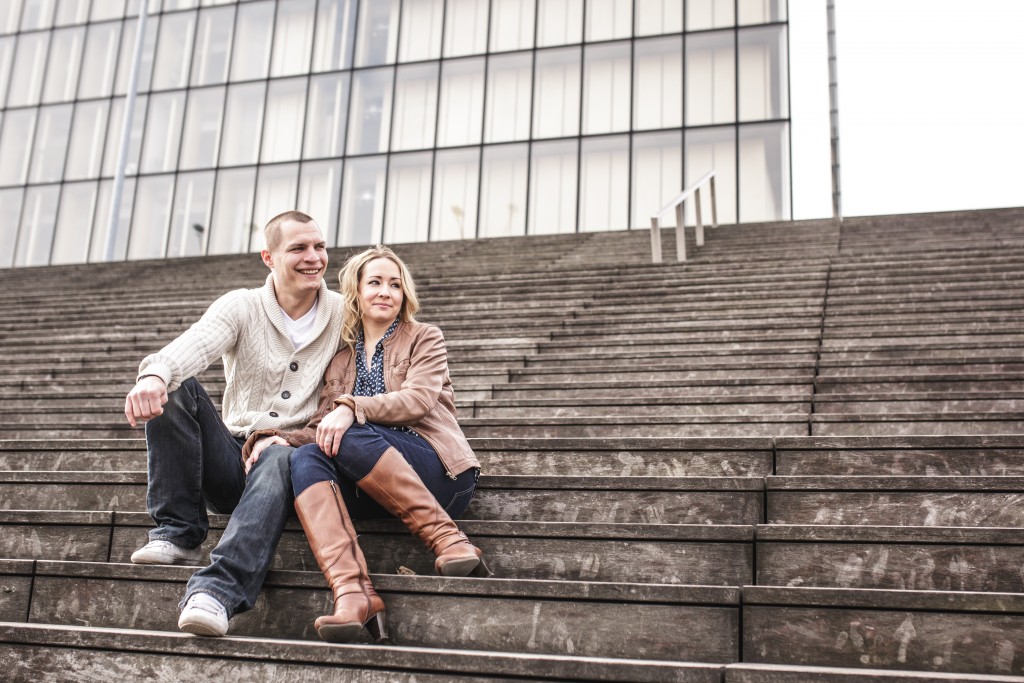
[280,297,319,349]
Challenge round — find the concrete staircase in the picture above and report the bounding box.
[1,207,1024,681]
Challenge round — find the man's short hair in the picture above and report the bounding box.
[264,210,315,251]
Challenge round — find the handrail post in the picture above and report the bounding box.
[710,175,718,227]
[694,187,705,247]
[649,216,662,263]
[674,203,686,261]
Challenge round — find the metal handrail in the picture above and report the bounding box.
[649,170,718,262]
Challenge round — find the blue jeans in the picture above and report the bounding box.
[291,422,478,520]
[144,378,294,617]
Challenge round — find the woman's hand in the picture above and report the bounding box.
[317,404,355,457]
[244,435,288,474]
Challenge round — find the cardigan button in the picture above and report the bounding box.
[269,411,279,418]
[289,362,298,371]
[281,391,291,399]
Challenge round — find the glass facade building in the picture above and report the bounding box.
[0,0,790,267]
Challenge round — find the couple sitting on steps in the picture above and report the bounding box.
[124,210,489,641]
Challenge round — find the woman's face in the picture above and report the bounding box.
[358,257,404,327]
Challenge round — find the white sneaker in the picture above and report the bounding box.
[178,592,229,637]
[130,539,203,565]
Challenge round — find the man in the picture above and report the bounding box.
[124,211,343,637]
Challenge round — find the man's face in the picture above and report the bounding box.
[262,220,328,298]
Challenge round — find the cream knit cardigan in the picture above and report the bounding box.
[138,275,344,437]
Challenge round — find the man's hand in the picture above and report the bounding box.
[245,435,288,474]
[317,405,355,457]
[124,376,169,427]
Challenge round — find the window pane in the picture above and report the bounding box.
[51,181,96,264]
[347,68,393,155]
[0,36,13,106]
[391,63,438,151]
[165,0,199,8]
[484,52,531,143]
[339,155,386,246]
[632,131,681,227]
[152,11,195,90]
[636,0,682,36]
[271,0,315,77]
[686,30,735,126]
[686,0,734,30]
[437,57,484,147]
[42,27,85,102]
[739,121,789,222]
[55,0,91,25]
[444,0,487,58]
[479,143,527,238]
[354,0,398,67]
[141,91,185,173]
[65,100,110,180]
[490,0,535,53]
[15,185,60,267]
[102,95,148,177]
[686,125,736,224]
[634,36,682,130]
[7,32,50,107]
[21,0,57,30]
[298,159,342,245]
[738,0,786,25]
[231,0,273,81]
[114,13,158,95]
[30,104,73,184]
[2,3,21,33]
[738,25,788,122]
[582,41,630,134]
[79,22,121,99]
[579,134,628,232]
[179,86,225,170]
[533,47,580,139]
[262,78,306,163]
[0,189,24,268]
[585,0,630,41]
[221,82,265,166]
[304,73,350,160]
[191,5,234,86]
[127,174,174,259]
[398,0,442,63]
[528,139,577,235]
[432,147,479,241]
[537,0,581,47]
[383,152,432,243]
[312,0,357,72]
[91,0,125,21]
[208,167,257,254]
[0,109,38,186]
[251,164,299,250]
[89,178,135,262]
[167,171,214,257]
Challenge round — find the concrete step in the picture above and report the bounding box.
[460,415,811,438]
[756,524,1024,592]
[490,379,813,399]
[468,397,811,418]
[809,412,1024,437]
[0,471,767,524]
[0,623,722,683]
[2,560,741,662]
[742,585,1024,677]
[725,662,1024,682]
[766,476,1024,526]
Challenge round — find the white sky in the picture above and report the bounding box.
[789,0,1024,219]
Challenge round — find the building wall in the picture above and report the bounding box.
[0,0,790,267]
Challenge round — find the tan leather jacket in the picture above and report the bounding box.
[245,320,479,478]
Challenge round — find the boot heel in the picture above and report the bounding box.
[365,611,389,641]
[469,557,493,578]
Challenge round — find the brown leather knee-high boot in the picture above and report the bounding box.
[294,480,388,642]
[356,447,491,577]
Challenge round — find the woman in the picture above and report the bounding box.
[242,245,487,644]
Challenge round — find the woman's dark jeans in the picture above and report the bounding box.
[290,422,478,519]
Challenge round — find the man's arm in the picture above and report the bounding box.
[124,375,169,427]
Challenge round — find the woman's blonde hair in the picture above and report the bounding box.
[338,245,420,350]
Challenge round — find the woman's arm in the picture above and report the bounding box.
[341,324,447,427]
